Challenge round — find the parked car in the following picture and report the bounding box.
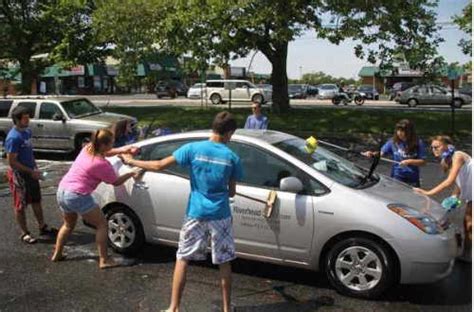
[288,84,308,99]
[155,80,188,98]
[0,97,136,155]
[206,79,270,105]
[389,82,415,101]
[458,83,472,97]
[398,85,472,108]
[187,83,207,99]
[317,84,339,99]
[94,129,460,299]
[358,85,379,100]
[306,85,319,97]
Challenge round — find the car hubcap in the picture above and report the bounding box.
[335,246,382,291]
[108,213,136,248]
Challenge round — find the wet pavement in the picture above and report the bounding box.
[0,151,471,311]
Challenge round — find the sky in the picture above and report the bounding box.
[230,0,472,79]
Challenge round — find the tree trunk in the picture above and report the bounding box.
[19,60,36,95]
[269,45,290,113]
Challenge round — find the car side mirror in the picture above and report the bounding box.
[279,177,303,193]
[52,113,65,122]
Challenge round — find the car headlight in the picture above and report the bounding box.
[388,203,444,234]
[359,92,366,96]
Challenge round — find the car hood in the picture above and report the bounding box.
[79,112,135,124]
[363,175,445,221]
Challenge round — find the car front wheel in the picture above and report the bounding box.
[105,204,145,255]
[325,237,397,299]
[453,98,463,108]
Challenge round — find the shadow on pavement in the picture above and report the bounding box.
[133,243,471,307]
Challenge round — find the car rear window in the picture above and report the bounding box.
[0,100,13,117]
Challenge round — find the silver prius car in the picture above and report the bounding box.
[93,130,460,299]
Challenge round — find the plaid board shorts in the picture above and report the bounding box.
[177,217,236,265]
[7,169,41,212]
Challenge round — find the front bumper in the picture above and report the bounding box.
[393,226,459,284]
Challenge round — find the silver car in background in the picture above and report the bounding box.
[317,84,339,99]
[94,130,460,299]
[399,84,472,108]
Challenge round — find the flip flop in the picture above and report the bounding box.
[39,224,58,236]
[20,233,37,244]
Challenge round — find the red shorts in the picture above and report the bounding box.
[7,169,41,212]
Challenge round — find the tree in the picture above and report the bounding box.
[94,0,441,113]
[453,3,472,56]
[300,71,357,86]
[0,1,102,94]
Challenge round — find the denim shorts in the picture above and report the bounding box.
[57,188,97,215]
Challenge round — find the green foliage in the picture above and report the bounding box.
[299,71,358,86]
[0,0,102,93]
[453,3,472,56]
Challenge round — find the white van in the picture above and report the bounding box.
[206,79,271,104]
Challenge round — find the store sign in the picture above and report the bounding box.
[69,65,85,76]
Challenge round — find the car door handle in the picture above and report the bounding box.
[37,124,44,128]
[133,181,149,190]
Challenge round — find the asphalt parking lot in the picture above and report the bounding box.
[0,154,471,312]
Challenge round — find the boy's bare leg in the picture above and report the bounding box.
[219,262,232,312]
[166,259,189,312]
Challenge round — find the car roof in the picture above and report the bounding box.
[10,96,89,103]
[139,129,297,147]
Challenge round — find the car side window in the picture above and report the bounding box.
[39,102,63,120]
[16,102,36,118]
[0,100,13,117]
[228,141,327,196]
[137,139,201,177]
[433,87,445,94]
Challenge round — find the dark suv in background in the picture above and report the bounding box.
[155,80,188,98]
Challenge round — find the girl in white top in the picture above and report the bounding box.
[414,136,472,257]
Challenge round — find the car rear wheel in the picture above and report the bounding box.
[407,98,418,107]
[252,94,264,104]
[453,98,463,108]
[210,93,222,105]
[325,237,397,299]
[105,204,145,255]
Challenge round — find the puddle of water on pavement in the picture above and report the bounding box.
[0,159,72,196]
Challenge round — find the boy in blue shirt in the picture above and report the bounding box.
[121,111,242,312]
[6,106,57,244]
[244,101,268,130]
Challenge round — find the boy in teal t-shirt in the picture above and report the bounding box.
[121,111,242,312]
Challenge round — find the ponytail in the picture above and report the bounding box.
[87,128,114,155]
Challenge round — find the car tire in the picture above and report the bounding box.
[453,98,463,108]
[325,237,397,299]
[375,95,379,101]
[252,94,264,104]
[210,93,222,105]
[74,134,91,156]
[407,98,418,108]
[105,204,145,255]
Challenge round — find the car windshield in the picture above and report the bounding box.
[192,83,205,88]
[61,99,102,118]
[289,85,304,92]
[274,138,376,188]
[319,84,335,90]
